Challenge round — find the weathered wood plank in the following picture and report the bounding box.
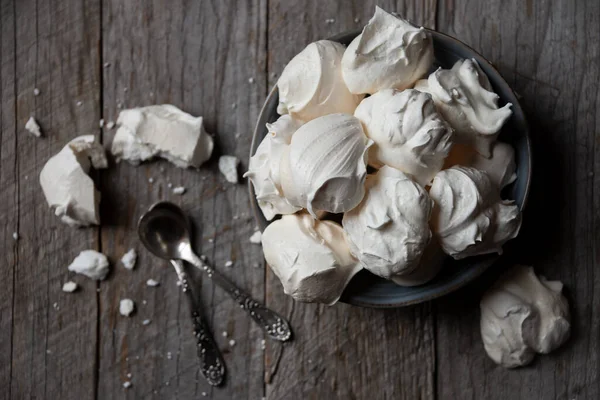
[0,1,17,396]
[98,0,268,398]
[435,0,600,399]
[265,1,437,399]
[8,0,102,399]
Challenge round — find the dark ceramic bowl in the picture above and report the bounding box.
[248,29,532,308]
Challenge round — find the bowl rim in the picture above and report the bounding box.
[248,28,532,308]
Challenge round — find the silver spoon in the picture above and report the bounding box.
[140,202,225,386]
[138,201,292,342]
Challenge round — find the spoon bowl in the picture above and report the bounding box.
[138,204,193,261]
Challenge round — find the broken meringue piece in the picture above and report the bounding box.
[443,142,517,189]
[279,113,371,217]
[343,166,433,280]
[119,299,135,317]
[354,89,454,186]
[62,281,78,293]
[262,213,362,305]
[414,59,512,158]
[25,116,42,137]
[341,7,434,94]
[121,248,137,270]
[67,250,110,280]
[219,155,239,183]
[429,166,521,259]
[40,135,107,227]
[277,40,364,121]
[244,115,303,220]
[480,265,570,368]
[111,104,213,168]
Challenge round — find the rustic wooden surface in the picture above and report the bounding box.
[1,0,599,399]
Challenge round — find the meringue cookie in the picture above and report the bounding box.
[391,238,445,286]
[111,104,213,168]
[341,7,433,95]
[443,142,517,189]
[429,166,521,259]
[262,213,362,305]
[343,166,433,280]
[277,40,364,121]
[279,113,371,216]
[354,89,454,186]
[480,265,570,368]
[244,115,303,220]
[414,59,512,158]
[40,135,107,227]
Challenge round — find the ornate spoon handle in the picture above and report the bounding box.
[184,254,292,342]
[171,260,226,386]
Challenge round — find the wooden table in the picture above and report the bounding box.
[1,0,598,399]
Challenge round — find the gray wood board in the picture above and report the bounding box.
[435,0,600,399]
[3,0,102,399]
[97,0,268,399]
[265,1,437,399]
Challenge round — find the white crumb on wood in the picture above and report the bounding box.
[146,279,160,287]
[218,155,239,183]
[62,281,78,293]
[25,116,42,137]
[120,248,137,270]
[172,186,186,195]
[119,299,135,316]
[224,260,233,268]
[249,230,262,244]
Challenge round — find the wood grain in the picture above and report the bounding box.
[5,0,102,399]
[265,1,436,399]
[435,0,600,399]
[97,0,268,398]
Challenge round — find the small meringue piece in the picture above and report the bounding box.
[343,166,433,280]
[262,214,362,305]
[25,116,42,137]
[480,265,570,368]
[119,299,135,317]
[111,104,213,168]
[40,135,107,227]
[277,40,364,121]
[341,7,433,95]
[279,113,371,216]
[244,115,303,220]
[172,186,186,195]
[414,59,512,158]
[62,281,78,293]
[218,155,239,183]
[354,89,454,186]
[249,230,262,244]
[67,250,110,280]
[443,142,517,189]
[120,248,137,270]
[429,166,521,259]
[146,279,160,287]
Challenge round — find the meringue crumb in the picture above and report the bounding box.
[231,102,237,109]
[103,62,111,68]
[200,254,207,261]
[121,248,137,270]
[222,331,228,338]
[148,177,154,183]
[218,155,239,183]
[172,186,186,195]
[117,102,123,109]
[249,230,262,244]
[261,339,266,350]
[325,18,335,24]
[33,88,40,96]
[252,262,259,268]
[106,121,115,129]
[25,116,42,137]
[225,260,233,268]
[12,232,19,240]
[123,381,132,389]
[166,352,172,360]
[53,302,59,310]
[99,119,104,128]
[142,319,151,325]
[146,279,160,287]
[142,300,147,305]
[208,238,214,243]
[248,77,255,84]
[167,182,173,188]
[119,299,135,317]
[228,339,236,347]
[126,373,132,378]
[76,101,83,107]
[62,281,78,293]
[202,392,207,397]
[354,17,360,23]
